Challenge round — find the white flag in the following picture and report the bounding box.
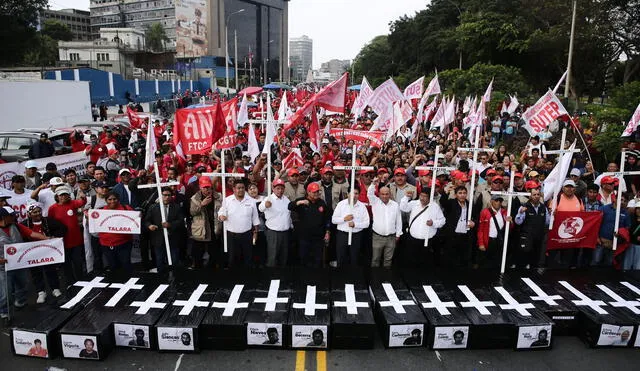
[500,101,508,114]
[238,93,249,127]
[462,96,471,113]
[431,98,447,131]
[444,96,456,126]
[482,78,494,103]
[622,102,640,137]
[263,95,276,155]
[277,91,291,121]
[386,101,405,141]
[507,95,519,114]
[352,76,374,118]
[247,124,260,162]
[144,117,157,170]
[424,74,441,96]
[543,140,577,202]
[404,76,424,99]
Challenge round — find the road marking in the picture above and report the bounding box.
[174,353,184,371]
[435,350,442,362]
[317,350,327,371]
[295,350,306,371]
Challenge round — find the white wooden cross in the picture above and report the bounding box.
[415,145,454,246]
[137,167,180,266]
[542,128,580,229]
[333,144,375,245]
[601,150,640,250]
[202,149,245,253]
[490,169,529,273]
[458,125,494,225]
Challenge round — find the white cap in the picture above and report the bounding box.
[569,168,581,177]
[118,168,131,175]
[54,186,72,196]
[563,179,576,187]
[628,199,637,208]
[24,160,37,169]
[49,177,65,186]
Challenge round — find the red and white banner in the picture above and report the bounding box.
[4,238,65,271]
[0,151,88,190]
[283,149,303,169]
[546,211,602,250]
[173,100,226,155]
[522,90,570,136]
[127,107,144,129]
[404,76,424,100]
[367,78,405,115]
[329,128,385,148]
[351,76,373,118]
[622,102,640,137]
[88,209,142,234]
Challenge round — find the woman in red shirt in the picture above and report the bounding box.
[99,191,135,274]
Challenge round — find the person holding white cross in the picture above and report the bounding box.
[331,188,370,267]
[399,186,445,268]
[259,179,291,267]
[218,179,260,268]
[477,194,513,270]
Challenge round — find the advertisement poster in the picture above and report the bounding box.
[388,324,424,347]
[291,325,327,348]
[597,324,633,346]
[114,324,150,348]
[433,326,469,349]
[247,323,282,346]
[517,325,552,349]
[157,327,194,351]
[12,330,49,358]
[61,334,99,359]
[175,0,208,57]
[4,238,65,271]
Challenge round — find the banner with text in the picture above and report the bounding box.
[4,238,65,271]
[546,211,602,250]
[522,90,569,136]
[88,209,142,234]
[0,151,88,190]
[330,128,385,148]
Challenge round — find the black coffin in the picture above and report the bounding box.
[330,269,375,349]
[245,270,293,348]
[369,269,427,348]
[404,272,473,350]
[111,275,173,351]
[154,281,214,353]
[286,269,331,349]
[200,271,254,350]
[504,271,578,336]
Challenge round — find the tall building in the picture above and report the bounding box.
[41,8,91,41]
[290,35,312,83]
[320,59,350,81]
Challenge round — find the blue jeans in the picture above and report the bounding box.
[623,244,640,270]
[0,266,28,315]
[591,244,613,266]
[154,242,179,274]
[102,241,133,274]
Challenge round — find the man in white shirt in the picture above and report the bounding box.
[219,179,260,268]
[368,182,402,268]
[9,175,32,223]
[331,188,370,267]
[30,175,64,217]
[259,179,291,267]
[399,188,446,268]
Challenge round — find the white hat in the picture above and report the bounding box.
[628,199,637,208]
[54,186,72,196]
[563,179,576,187]
[118,168,131,175]
[49,177,65,186]
[24,160,37,169]
[569,168,581,177]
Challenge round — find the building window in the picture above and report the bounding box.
[70,53,80,61]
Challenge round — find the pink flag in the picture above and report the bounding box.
[367,78,405,115]
[404,76,424,99]
[622,102,640,137]
[522,90,570,136]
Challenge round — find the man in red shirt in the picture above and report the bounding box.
[85,134,108,164]
[48,186,87,283]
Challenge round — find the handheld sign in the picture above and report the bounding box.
[88,209,141,234]
[4,238,65,271]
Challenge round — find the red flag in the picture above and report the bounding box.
[309,106,322,153]
[546,211,603,250]
[283,148,303,169]
[315,73,348,113]
[127,106,143,129]
[173,100,226,155]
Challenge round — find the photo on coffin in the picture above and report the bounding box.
[433,326,469,349]
[114,324,150,348]
[247,323,283,346]
[12,330,49,358]
[388,324,424,347]
[291,325,327,348]
[157,327,194,351]
[61,334,99,359]
[517,325,552,349]
[597,324,634,347]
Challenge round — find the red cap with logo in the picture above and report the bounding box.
[320,167,334,175]
[394,168,406,176]
[198,176,212,188]
[287,168,299,177]
[525,180,540,190]
[307,182,320,193]
[273,179,285,188]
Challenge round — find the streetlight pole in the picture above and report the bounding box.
[446,0,463,69]
[234,29,239,92]
[225,9,245,95]
[564,0,577,99]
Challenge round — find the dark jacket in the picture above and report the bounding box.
[440,196,471,237]
[143,201,185,247]
[28,140,55,159]
[289,197,331,238]
[113,182,139,208]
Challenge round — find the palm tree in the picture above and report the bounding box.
[146,23,168,52]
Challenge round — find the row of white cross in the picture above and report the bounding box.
[61,277,640,319]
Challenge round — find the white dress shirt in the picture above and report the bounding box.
[259,194,292,231]
[218,194,260,233]
[488,208,505,238]
[368,184,402,237]
[399,197,445,240]
[331,198,370,233]
[38,188,56,217]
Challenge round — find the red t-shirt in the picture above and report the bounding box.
[98,204,134,247]
[85,144,107,164]
[1,223,35,240]
[48,199,86,248]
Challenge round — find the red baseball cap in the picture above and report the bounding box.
[601,176,619,185]
[514,172,524,178]
[198,176,212,188]
[486,169,497,176]
[273,179,285,188]
[287,168,299,177]
[108,149,118,156]
[307,182,320,193]
[359,168,374,175]
[525,180,540,190]
[320,167,334,175]
[418,169,431,177]
[377,168,388,174]
[394,168,406,176]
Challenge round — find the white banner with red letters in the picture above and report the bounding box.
[330,128,385,148]
[367,78,405,115]
[522,90,569,136]
[4,238,65,271]
[404,76,424,100]
[88,209,141,234]
[0,151,88,190]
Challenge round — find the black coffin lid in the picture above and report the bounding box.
[330,268,375,349]
[288,268,331,326]
[369,268,426,325]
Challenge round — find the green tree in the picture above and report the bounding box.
[609,81,640,112]
[437,63,530,101]
[146,23,169,52]
[0,0,47,66]
[42,19,73,41]
[22,34,58,67]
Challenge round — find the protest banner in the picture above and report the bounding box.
[546,211,602,250]
[173,101,226,155]
[0,151,88,190]
[4,238,65,271]
[403,76,424,100]
[522,90,570,136]
[88,209,142,234]
[367,79,405,115]
[330,128,385,148]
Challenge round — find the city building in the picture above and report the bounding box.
[40,8,91,41]
[57,28,145,79]
[320,59,350,81]
[290,35,312,83]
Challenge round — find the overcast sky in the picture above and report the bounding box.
[49,0,429,69]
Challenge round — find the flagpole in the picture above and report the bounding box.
[221,148,228,253]
[612,151,626,251]
[348,144,357,245]
[154,165,173,266]
[564,0,577,99]
[267,137,272,195]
